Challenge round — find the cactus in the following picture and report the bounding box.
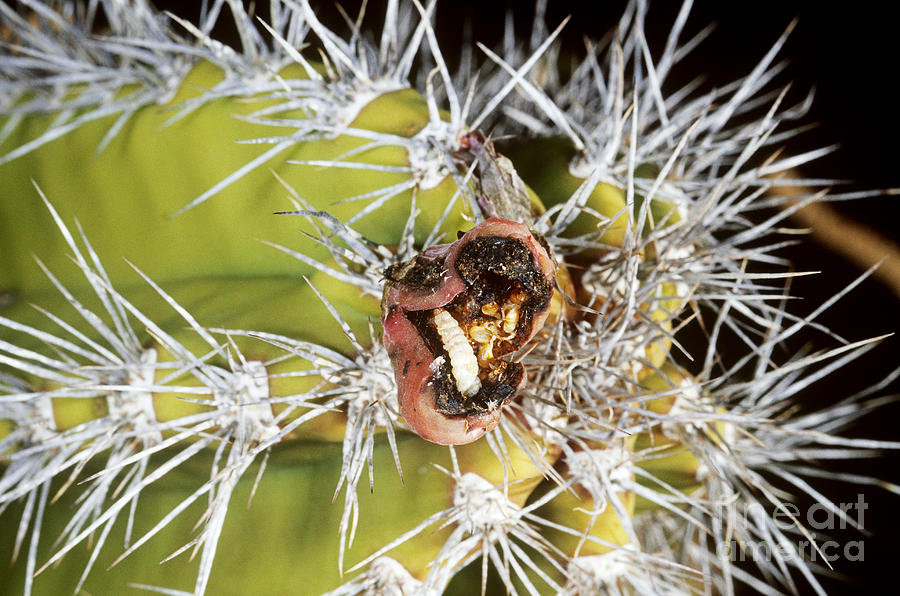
[0,1,897,594]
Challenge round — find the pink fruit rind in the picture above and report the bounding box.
[382,218,556,445]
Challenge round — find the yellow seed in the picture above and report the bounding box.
[469,325,493,343]
[502,303,520,335]
[481,302,499,317]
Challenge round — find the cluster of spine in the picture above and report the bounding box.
[1,1,897,595]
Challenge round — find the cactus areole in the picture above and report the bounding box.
[381,218,556,444]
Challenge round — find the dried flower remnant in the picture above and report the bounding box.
[456,130,535,224]
[381,218,555,444]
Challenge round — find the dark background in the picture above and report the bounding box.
[155,1,900,593]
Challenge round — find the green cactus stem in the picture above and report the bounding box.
[2,1,898,595]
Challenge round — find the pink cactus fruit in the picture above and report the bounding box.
[381,218,556,445]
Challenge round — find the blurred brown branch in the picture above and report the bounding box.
[774,174,900,299]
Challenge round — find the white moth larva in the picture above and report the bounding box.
[432,307,481,397]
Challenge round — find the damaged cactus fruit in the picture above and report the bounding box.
[382,217,556,444]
